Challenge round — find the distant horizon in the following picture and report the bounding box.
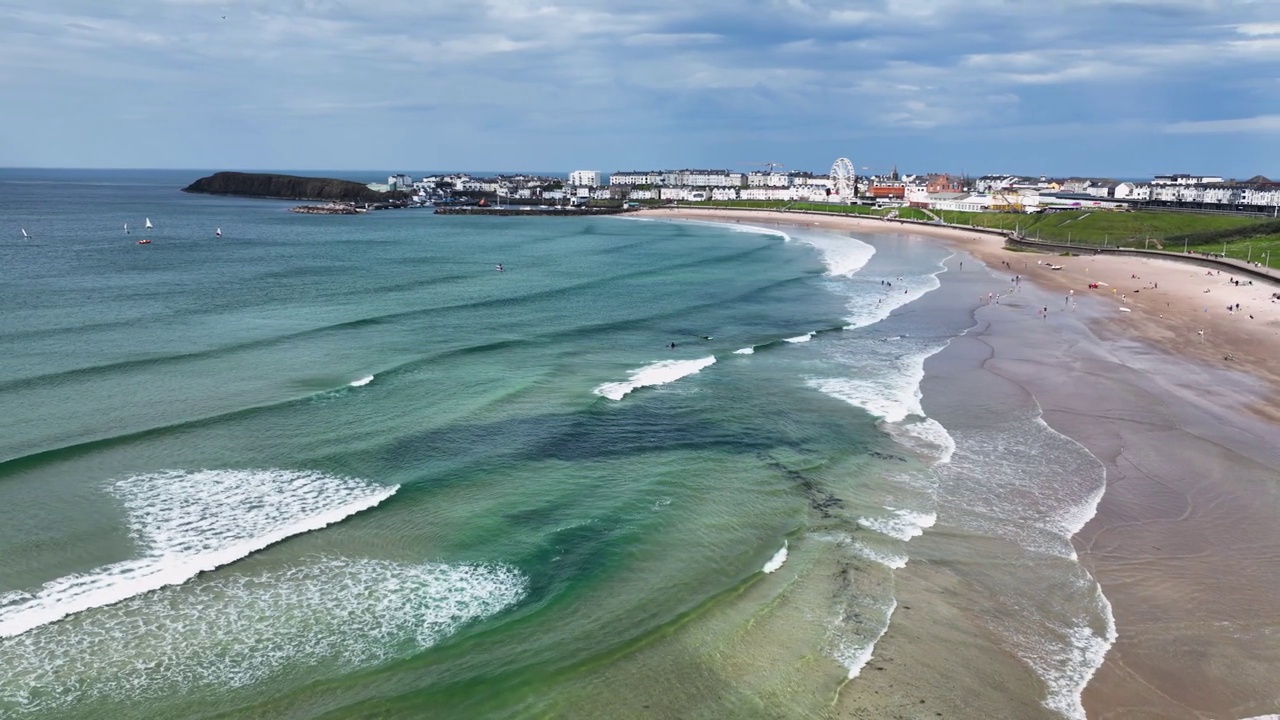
[1,167,1272,184]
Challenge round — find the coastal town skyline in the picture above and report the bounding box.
[2,1,1277,175]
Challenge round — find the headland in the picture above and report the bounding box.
[182,172,408,203]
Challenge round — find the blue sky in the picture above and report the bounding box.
[1,0,1277,178]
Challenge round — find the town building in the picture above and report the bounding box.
[569,170,602,187]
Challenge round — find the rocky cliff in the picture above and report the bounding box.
[182,172,407,202]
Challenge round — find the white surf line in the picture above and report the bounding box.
[349,375,374,387]
[593,356,716,401]
[761,542,789,573]
[0,557,527,714]
[837,599,898,680]
[0,469,398,639]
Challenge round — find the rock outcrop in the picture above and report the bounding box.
[182,172,407,202]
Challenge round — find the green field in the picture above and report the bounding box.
[680,201,1280,270]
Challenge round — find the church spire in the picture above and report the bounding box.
[891,164,899,181]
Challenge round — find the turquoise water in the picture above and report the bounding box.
[0,170,1111,718]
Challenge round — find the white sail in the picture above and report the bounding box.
[144,218,153,229]
[124,223,129,234]
[21,228,28,239]
[215,227,222,237]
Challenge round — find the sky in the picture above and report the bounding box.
[0,0,1277,178]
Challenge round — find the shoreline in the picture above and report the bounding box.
[636,207,1280,718]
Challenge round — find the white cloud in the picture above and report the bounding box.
[623,33,722,47]
[1235,22,1280,36]
[1163,115,1280,134]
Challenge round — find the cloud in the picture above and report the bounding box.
[1163,115,1280,134]
[1,0,1278,173]
[623,33,721,47]
[1235,22,1280,36]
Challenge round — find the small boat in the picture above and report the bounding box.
[21,228,29,239]
[137,239,151,245]
[215,227,222,237]
[124,223,129,234]
[144,218,153,230]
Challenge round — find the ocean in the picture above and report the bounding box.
[0,169,1112,718]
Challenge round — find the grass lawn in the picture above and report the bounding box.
[1009,211,1267,246]
[677,202,1280,269]
[1187,234,1280,269]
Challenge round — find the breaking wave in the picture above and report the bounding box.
[594,356,716,401]
[0,469,397,639]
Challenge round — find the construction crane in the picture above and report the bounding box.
[990,188,1024,213]
[744,162,786,173]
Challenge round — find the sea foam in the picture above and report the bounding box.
[0,557,526,714]
[349,375,374,387]
[0,469,397,639]
[594,356,716,401]
[857,507,937,542]
[787,229,876,277]
[761,543,788,574]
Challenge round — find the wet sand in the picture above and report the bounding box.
[637,208,1280,719]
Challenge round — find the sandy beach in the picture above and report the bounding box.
[637,207,1280,719]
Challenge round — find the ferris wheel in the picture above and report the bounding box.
[830,157,857,198]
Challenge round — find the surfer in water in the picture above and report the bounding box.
[495,264,505,272]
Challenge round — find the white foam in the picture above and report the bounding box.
[790,230,877,277]
[0,557,525,714]
[809,373,917,424]
[853,543,909,570]
[807,338,947,426]
[835,599,897,679]
[935,403,1114,717]
[349,375,374,387]
[784,332,815,343]
[0,469,398,639]
[884,417,957,465]
[761,543,788,574]
[733,347,755,355]
[857,508,937,542]
[840,258,947,331]
[1010,578,1117,720]
[594,356,716,401]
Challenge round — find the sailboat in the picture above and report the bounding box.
[144,218,153,230]
[215,227,222,237]
[124,223,129,234]
[21,228,29,239]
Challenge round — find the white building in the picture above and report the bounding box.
[739,187,793,201]
[610,171,663,186]
[710,187,739,201]
[904,184,930,205]
[931,194,990,212]
[747,172,791,188]
[1242,186,1280,207]
[569,170,602,187]
[1152,174,1225,185]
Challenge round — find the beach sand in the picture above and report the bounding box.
[636,207,1280,719]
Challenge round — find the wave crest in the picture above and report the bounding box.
[594,356,716,401]
[0,469,397,638]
